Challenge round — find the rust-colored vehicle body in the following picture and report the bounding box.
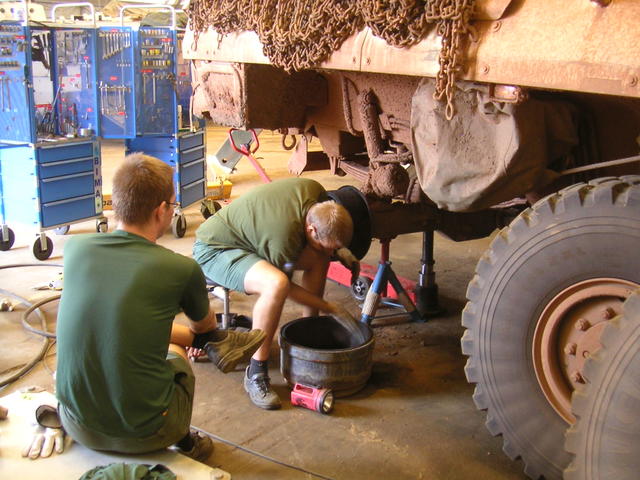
[184,1,640,478]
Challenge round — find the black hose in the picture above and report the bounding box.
[20,294,60,339]
[0,263,63,388]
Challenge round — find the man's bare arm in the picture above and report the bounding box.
[190,308,217,334]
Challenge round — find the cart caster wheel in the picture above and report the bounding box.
[0,227,15,251]
[54,225,70,235]
[33,236,53,261]
[351,275,372,302]
[201,199,222,219]
[96,219,108,233]
[171,214,187,238]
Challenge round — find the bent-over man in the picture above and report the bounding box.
[193,178,359,410]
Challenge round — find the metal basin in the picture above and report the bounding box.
[279,315,375,397]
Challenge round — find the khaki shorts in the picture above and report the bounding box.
[59,352,194,454]
[193,239,261,293]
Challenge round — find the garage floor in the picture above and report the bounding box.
[0,126,527,479]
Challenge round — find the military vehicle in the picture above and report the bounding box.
[182,1,640,478]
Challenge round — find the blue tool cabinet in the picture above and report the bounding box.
[0,19,105,260]
[122,23,205,238]
[95,17,205,237]
[1,7,205,258]
[126,129,206,237]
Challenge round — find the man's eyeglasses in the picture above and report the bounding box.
[167,202,179,208]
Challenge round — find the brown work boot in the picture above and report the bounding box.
[204,329,266,373]
[173,432,214,462]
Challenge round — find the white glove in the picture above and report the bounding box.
[335,248,360,285]
[22,424,65,459]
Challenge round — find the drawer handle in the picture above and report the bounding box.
[182,157,205,169]
[39,140,93,150]
[41,171,94,183]
[43,193,95,207]
[182,178,206,191]
[40,155,94,167]
[181,145,205,155]
[180,131,203,140]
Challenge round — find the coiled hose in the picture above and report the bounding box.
[0,263,62,388]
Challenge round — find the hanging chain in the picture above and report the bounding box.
[187,0,476,118]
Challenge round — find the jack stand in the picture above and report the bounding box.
[360,239,425,324]
[414,230,444,318]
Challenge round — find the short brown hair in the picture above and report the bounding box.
[306,200,353,248]
[112,153,174,225]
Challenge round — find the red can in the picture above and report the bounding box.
[290,383,334,414]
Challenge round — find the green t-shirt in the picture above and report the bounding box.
[56,230,209,438]
[195,177,328,269]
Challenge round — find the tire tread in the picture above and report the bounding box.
[461,177,640,479]
[564,289,640,479]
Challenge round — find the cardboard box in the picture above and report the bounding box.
[102,193,112,211]
[206,179,233,200]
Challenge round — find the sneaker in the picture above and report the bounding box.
[174,432,214,462]
[243,366,281,410]
[204,329,266,373]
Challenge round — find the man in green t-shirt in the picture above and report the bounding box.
[193,178,360,410]
[56,153,266,461]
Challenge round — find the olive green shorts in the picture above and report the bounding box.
[59,352,194,454]
[193,239,261,293]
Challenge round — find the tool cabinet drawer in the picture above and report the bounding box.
[179,145,205,165]
[39,171,95,203]
[37,142,94,164]
[41,194,97,228]
[180,158,205,185]
[179,178,205,208]
[178,131,204,152]
[38,155,95,179]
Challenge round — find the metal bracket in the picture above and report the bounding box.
[489,84,528,104]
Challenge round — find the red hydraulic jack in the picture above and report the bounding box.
[228,128,272,183]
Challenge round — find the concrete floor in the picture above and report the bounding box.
[0,126,527,479]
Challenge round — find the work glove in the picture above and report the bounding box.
[22,424,65,459]
[335,248,360,285]
[22,404,69,460]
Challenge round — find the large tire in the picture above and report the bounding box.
[564,290,640,480]
[461,176,640,479]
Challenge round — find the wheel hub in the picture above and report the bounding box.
[532,278,638,424]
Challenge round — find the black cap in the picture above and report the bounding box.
[326,186,372,260]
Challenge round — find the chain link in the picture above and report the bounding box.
[187,0,476,118]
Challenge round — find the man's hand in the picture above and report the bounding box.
[335,248,360,285]
[325,302,368,344]
[22,425,65,459]
[325,302,357,324]
[186,346,207,362]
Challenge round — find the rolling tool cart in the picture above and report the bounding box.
[0,3,105,260]
[118,6,206,238]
